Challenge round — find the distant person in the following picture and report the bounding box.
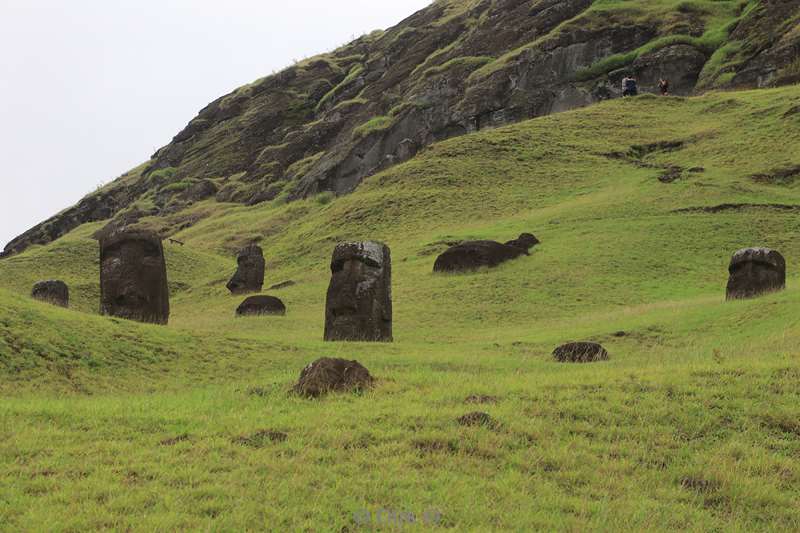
[622,75,638,97]
[659,78,670,96]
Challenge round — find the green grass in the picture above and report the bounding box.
[315,64,365,113]
[352,115,394,140]
[1,85,800,530]
[421,56,493,78]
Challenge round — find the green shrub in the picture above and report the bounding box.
[315,191,335,205]
[159,180,192,194]
[148,167,177,186]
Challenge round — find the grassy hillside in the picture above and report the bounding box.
[1,85,800,530]
[10,0,800,259]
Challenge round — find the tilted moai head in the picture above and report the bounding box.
[31,280,69,308]
[100,230,170,324]
[726,247,786,300]
[324,241,392,342]
[226,245,265,294]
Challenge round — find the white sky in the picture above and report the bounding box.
[0,0,431,249]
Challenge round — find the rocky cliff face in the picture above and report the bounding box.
[4,0,799,257]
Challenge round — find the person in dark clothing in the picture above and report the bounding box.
[622,75,638,97]
[658,78,670,95]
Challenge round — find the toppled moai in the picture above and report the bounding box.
[324,241,392,342]
[99,229,170,324]
[292,357,373,398]
[31,280,69,308]
[434,233,539,273]
[226,245,265,294]
[235,295,286,316]
[726,247,786,300]
[552,342,609,363]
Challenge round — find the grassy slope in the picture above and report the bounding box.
[1,86,800,530]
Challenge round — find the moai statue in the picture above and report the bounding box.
[226,245,265,294]
[31,280,69,308]
[99,229,170,324]
[433,233,538,273]
[726,247,786,300]
[235,295,286,316]
[324,241,392,342]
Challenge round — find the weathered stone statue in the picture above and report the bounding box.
[324,241,392,342]
[235,295,286,316]
[99,229,170,324]
[433,233,539,273]
[726,247,786,300]
[226,245,265,294]
[31,280,69,308]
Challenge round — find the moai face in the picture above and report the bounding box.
[726,247,786,300]
[226,245,265,294]
[324,241,392,342]
[100,230,170,324]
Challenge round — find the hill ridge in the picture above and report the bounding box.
[3,0,799,258]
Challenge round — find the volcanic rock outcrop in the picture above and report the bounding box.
[553,342,609,363]
[324,241,392,342]
[235,295,286,316]
[434,234,538,273]
[226,245,265,294]
[5,2,798,258]
[726,247,786,300]
[292,357,373,398]
[99,229,170,324]
[31,280,69,308]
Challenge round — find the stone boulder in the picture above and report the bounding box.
[31,280,69,308]
[226,245,265,294]
[324,241,392,342]
[553,342,609,363]
[100,229,170,324]
[726,247,786,300]
[235,295,286,316]
[433,234,538,272]
[628,44,709,96]
[292,357,373,398]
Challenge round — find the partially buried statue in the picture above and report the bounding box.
[99,229,170,324]
[31,280,69,308]
[433,233,539,273]
[324,241,392,342]
[226,245,265,294]
[726,247,786,300]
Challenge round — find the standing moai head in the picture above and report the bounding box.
[226,245,265,294]
[726,247,786,300]
[324,241,392,342]
[99,229,170,324]
[31,280,69,308]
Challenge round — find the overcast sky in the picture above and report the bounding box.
[0,0,431,249]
